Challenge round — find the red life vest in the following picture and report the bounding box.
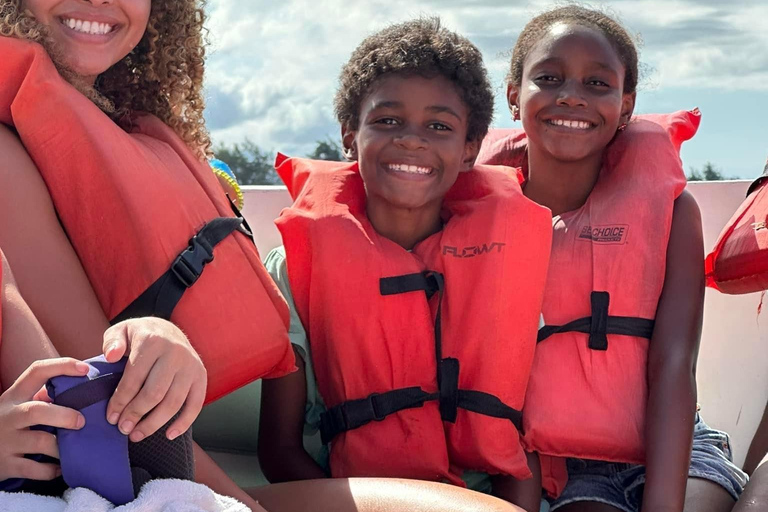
[275,155,552,483]
[0,37,295,403]
[706,158,768,294]
[477,110,699,496]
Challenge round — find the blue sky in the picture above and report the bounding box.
[203,0,768,179]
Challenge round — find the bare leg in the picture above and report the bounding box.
[682,477,735,512]
[557,502,623,512]
[247,478,523,512]
[732,457,768,512]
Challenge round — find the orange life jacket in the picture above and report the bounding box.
[706,158,768,294]
[0,37,295,403]
[275,155,552,483]
[477,110,699,496]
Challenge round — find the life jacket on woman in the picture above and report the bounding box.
[706,157,768,294]
[275,155,552,483]
[477,110,700,496]
[0,37,295,403]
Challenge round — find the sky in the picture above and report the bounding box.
[203,0,768,179]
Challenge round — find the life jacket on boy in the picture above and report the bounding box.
[706,157,768,294]
[0,37,295,403]
[477,109,700,496]
[0,356,195,505]
[275,155,552,483]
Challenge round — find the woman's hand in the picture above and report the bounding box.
[103,318,207,443]
[0,358,87,482]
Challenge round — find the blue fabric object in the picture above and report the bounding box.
[47,356,135,505]
[549,413,749,512]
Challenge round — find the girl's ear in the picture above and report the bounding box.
[462,139,481,172]
[341,123,358,161]
[620,91,637,126]
[506,83,521,121]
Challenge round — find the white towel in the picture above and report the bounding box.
[0,479,250,512]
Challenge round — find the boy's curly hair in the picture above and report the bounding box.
[0,0,211,158]
[334,18,494,142]
[508,5,638,94]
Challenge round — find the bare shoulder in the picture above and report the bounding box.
[671,189,703,230]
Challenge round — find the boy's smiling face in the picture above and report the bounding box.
[343,74,477,214]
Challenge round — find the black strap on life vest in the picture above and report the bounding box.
[537,291,655,350]
[111,217,242,324]
[319,271,523,444]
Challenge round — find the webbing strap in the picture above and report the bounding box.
[320,387,437,445]
[54,373,122,411]
[111,217,242,323]
[537,291,655,350]
[319,271,523,444]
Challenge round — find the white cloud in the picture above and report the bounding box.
[203,0,768,153]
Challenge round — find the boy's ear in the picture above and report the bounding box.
[620,91,637,126]
[462,139,481,172]
[341,123,358,161]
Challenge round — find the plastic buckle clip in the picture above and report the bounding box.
[171,235,214,288]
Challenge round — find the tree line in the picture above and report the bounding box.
[214,138,729,185]
[214,138,343,185]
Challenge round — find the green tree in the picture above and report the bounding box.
[687,162,727,181]
[307,138,344,161]
[213,139,278,185]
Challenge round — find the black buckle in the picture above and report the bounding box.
[344,392,387,429]
[171,236,214,288]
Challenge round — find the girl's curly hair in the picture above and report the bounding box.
[0,0,211,158]
[335,17,494,143]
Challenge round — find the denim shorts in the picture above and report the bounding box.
[549,413,748,512]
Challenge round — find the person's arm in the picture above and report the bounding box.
[491,451,541,512]
[0,250,88,481]
[640,190,703,512]
[259,348,327,482]
[193,443,268,512]
[248,478,524,512]
[0,127,212,471]
[259,247,327,481]
[744,401,768,475]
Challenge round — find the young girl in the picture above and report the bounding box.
[259,18,552,512]
[480,6,748,512]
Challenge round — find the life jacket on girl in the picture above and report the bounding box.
[275,154,552,483]
[706,157,768,294]
[477,109,700,496]
[0,37,295,403]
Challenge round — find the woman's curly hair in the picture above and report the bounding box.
[0,0,211,158]
[508,5,638,94]
[334,17,494,142]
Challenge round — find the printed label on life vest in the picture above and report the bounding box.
[442,242,506,258]
[578,224,629,245]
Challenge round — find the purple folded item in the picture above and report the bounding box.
[0,356,195,505]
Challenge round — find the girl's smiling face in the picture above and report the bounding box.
[21,0,151,83]
[344,74,477,214]
[509,23,636,164]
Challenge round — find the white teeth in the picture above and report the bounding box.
[549,119,591,130]
[388,163,432,175]
[63,18,114,35]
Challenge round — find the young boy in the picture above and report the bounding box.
[259,18,552,511]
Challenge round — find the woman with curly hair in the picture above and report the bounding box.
[0,0,292,507]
